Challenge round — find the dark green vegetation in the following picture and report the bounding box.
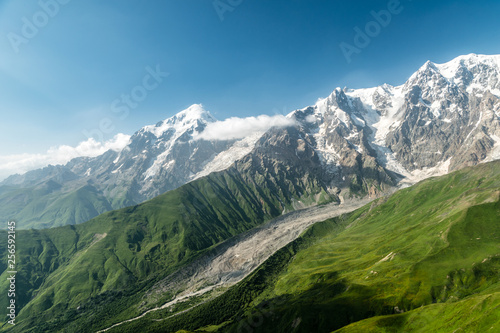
[112,160,500,332]
[0,156,336,332]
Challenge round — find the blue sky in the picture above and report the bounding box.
[1,0,500,178]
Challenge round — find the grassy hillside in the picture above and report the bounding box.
[0,183,116,229]
[116,160,500,332]
[0,159,334,332]
[335,292,500,332]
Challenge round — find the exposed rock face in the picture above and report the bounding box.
[287,91,397,198]
[385,57,500,172]
[334,54,500,182]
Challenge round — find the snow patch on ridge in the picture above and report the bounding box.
[483,134,500,162]
[345,85,410,178]
[372,87,405,145]
[400,158,452,187]
[143,148,175,179]
[193,132,264,180]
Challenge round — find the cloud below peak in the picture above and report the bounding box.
[195,114,296,141]
[0,134,130,181]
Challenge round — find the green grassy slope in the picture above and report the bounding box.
[0,162,334,332]
[121,160,500,333]
[335,292,500,333]
[0,183,116,229]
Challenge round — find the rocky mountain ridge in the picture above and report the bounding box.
[300,53,500,185]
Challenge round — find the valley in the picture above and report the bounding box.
[97,196,375,332]
[109,161,500,333]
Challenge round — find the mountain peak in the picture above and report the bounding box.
[171,104,216,124]
[410,60,439,77]
[434,53,500,78]
[399,54,500,96]
[141,104,216,138]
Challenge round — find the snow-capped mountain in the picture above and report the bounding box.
[291,53,500,185]
[66,104,258,202]
[0,104,263,228]
[2,53,500,229]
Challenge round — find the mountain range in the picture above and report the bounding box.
[2,54,500,229]
[0,53,499,332]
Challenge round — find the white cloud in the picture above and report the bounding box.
[305,114,317,123]
[195,114,296,141]
[0,133,131,181]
